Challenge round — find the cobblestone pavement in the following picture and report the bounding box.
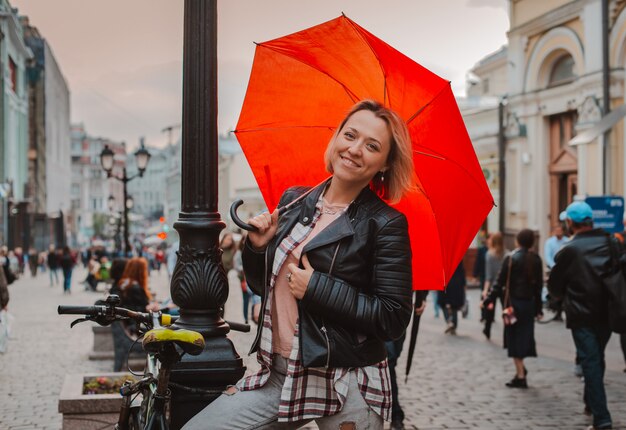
[0,268,625,429]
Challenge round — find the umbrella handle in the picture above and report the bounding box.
[230,199,259,232]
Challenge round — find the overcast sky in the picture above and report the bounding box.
[11,0,508,150]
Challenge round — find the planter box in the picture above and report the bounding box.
[89,326,114,359]
[89,325,146,371]
[59,372,130,430]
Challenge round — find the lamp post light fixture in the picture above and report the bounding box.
[100,142,151,256]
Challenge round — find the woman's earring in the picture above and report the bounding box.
[380,171,385,182]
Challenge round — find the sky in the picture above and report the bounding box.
[11,0,509,151]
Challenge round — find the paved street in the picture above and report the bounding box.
[1,267,625,429]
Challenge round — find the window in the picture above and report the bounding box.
[8,57,17,93]
[549,55,576,87]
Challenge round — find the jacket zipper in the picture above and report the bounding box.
[320,242,341,368]
[321,324,331,368]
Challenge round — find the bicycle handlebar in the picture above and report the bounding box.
[58,305,102,315]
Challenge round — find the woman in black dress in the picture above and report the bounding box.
[486,229,543,388]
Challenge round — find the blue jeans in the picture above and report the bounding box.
[62,268,72,292]
[49,268,59,286]
[571,326,612,428]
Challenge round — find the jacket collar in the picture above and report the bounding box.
[299,177,374,225]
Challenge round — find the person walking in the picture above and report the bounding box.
[548,201,615,430]
[485,229,543,389]
[183,100,415,429]
[438,261,466,335]
[47,245,60,287]
[60,246,75,294]
[481,231,506,340]
[544,225,569,321]
[27,247,38,277]
[233,235,254,324]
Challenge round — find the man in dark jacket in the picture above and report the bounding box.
[548,201,613,430]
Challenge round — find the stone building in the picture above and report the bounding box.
[463,0,626,247]
[0,0,31,246]
[69,124,125,247]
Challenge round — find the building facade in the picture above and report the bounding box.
[463,0,626,248]
[22,18,71,251]
[69,123,125,247]
[0,0,31,245]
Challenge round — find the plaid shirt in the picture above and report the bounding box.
[238,196,392,422]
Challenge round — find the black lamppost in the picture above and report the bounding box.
[167,1,246,427]
[108,195,126,254]
[100,144,151,256]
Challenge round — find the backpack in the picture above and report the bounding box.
[604,236,626,333]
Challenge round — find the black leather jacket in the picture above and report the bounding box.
[488,249,543,315]
[548,229,612,329]
[242,182,413,368]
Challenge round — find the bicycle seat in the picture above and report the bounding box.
[142,327,205,356]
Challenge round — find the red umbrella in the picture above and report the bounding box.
[234,15,493,291]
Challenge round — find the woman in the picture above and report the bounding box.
[117,257,154,313]
[486,229,543,388]
[184,100,415,429]
[481,232,506,340]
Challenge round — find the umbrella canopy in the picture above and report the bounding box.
[234,15,493,291]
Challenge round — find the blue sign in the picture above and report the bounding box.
[585,196,624,233]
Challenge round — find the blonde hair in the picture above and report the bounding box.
[324,100,416,203]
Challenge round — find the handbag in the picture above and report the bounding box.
[502,255,517,326]
[604,236,626,334]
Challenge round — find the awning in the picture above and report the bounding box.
[569,104,626,146]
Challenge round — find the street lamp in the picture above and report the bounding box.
[100,142,151,256]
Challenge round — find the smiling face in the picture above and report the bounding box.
[328,109,392,192]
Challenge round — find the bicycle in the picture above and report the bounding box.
[58,294,250,430]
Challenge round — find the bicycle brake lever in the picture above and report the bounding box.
[70,318,89,328]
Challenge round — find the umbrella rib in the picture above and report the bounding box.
[342,15,390,107]
[259,44,360,104]
[234,125,335,133]
[406,82,450,125]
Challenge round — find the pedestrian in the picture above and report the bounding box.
[166,240,179,279]
[27,247,38,277]
[14,247,24,275]
[84,255,100,291]
[183,100,414,429]
[47,245,60,287]
[543,224,569,321]
[386,291,428,430]
[548,201,614,430]
[60,246,75,294]
[485,228,543,389]
[233,234,254,324]
[437,261,466,335]
[117,257,158,314]
[220,231,236,275]
[480,231,506,340]
[0,258,9,354]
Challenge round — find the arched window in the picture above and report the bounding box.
[548,55,576,87]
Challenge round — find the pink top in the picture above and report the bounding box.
[271,209,343,357]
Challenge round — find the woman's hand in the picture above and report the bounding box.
[536,312,544,321]
[247,209,279,250]
[415,301,426,316]
[286,254,314,300]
